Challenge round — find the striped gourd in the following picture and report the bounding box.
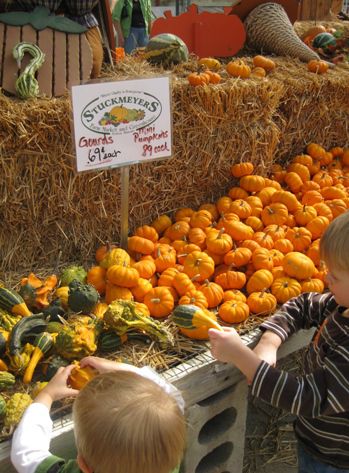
[99,331,127,352]
[0,371,16,389]
[0,394,6,418]
[312,32,337,50]
[144,33,189,68]
[0,287,31,317]
[172,304,223,332]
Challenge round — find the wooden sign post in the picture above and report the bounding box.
[71,76,173,249]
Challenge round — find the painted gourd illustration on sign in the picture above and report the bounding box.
[150,4,246,58]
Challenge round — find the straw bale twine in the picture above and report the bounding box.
[0,54,348,273]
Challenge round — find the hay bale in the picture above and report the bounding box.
[0,55,348,273]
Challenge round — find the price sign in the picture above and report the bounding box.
[71,76,172,172]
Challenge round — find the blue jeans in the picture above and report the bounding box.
[124,27,149,54]
[298,443,349,473]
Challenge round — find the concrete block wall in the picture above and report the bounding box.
[180,380,248,473]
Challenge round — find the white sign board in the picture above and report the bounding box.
[71,76,172,172]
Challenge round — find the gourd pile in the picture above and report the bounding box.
[0,142,349,436]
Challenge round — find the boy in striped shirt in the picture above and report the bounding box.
[209,210,349,472]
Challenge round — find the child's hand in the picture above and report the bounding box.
[35,365,79,408]
[208,327,243,364]
[80,356,133,374]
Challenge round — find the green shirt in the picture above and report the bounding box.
[112,0,153,38]
[35,455,180,473]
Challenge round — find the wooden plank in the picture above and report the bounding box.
[67,33,80,92]
[37,29,53,97]
[80,33,93,83]
[0,23,5,86]
[53,30,67,97]
[2,25,21,96]
[20,25,37,77]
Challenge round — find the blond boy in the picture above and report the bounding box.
[11,357,186,473]
[209,211,349,472]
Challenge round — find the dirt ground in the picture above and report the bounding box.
[243,351,303,473]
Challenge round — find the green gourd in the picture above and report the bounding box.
[13,42,45,99]
[312,32,337,51]
[0,287,31,317]
[68,280,99,314]
[171,304,223,331]
[9,313,47,356]
[0,394,6,418]
[144,33,189,68]
[0,371,16,389]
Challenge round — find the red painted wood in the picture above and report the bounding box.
[150,4,246,58]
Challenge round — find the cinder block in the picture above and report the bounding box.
[181,379,248,473]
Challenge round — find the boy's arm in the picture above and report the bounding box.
[252,330,283,367]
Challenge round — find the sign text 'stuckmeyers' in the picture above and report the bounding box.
[71,76,172,172]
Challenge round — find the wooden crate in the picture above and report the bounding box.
[0,24,92,97]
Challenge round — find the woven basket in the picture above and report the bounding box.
[244,2,320,62]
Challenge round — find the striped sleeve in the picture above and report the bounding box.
[260,292,335,341]
[251,354,349,417]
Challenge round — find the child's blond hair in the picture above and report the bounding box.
[320,210,349,271]
[73,370,186,473]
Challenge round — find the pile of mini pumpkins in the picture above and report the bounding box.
[80,143,347,335]
[188,55,277,86]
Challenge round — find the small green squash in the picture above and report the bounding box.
[312,32,337,51]
[9,313,48,356]
[0,371,16,389]
[68,280,99,314]
[0,394,6,418]
[144,33,189,68]
[172,304,223,332]
[0,287,31,317]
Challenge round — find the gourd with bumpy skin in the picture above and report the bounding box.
[55,322,99,360]
[68,280,99,314]
[13,42,45,99]
[0,329,9,357]
[60,265,87,286]
[103,300,174,349]
[4,393,32,430]
[0,309,21,331]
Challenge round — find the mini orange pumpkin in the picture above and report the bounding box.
[226,60,251,78]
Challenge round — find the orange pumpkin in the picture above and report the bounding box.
[218,300,250,323]
[246,269,274,294]
[282,252,315,280]
[226,60,251,78]
[143,287,174,318]
[86,266,107,295]
[230,162,254,178]
[183,251,215,282]
[271,277,302,303]
[247,291,277,315]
